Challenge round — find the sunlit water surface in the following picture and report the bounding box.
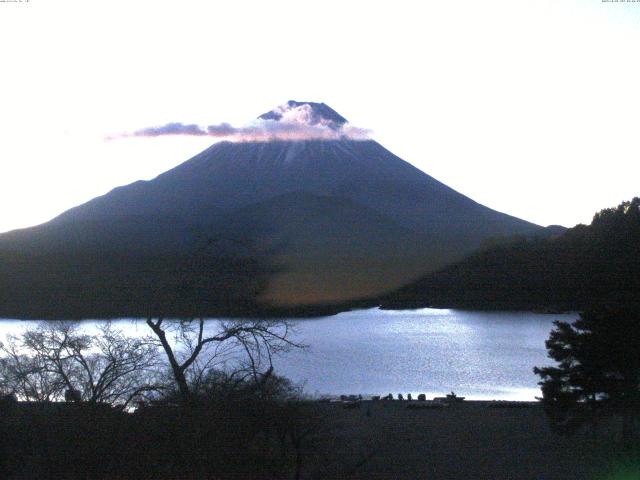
[0,308,577,400]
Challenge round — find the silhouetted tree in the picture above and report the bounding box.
[145,317,303,403]
[0,322,162,409]
[0,342,63,402]
[534,308,640,447]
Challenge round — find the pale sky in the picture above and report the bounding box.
[1,0,639,233]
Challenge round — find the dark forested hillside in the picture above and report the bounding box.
[382,198,640,311]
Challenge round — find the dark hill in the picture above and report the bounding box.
[382,198,640,311]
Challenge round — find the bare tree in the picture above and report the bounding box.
[145,317,303,402]
[0,322,162,409]
[0,339,64,401]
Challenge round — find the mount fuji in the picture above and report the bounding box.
[0,101,546,318]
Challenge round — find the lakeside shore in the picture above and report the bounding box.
[299,399,626,479]
[2,397,630,479]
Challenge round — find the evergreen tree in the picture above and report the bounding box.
[534,309,640,447]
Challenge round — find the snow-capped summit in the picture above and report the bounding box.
[258,101,347,130]
[0,102,546,317]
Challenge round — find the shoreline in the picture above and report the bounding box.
[4,395,620,479]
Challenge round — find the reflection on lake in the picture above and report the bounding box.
[0,308,576,400]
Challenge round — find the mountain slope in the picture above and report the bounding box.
[0,102,547,317]
[48,139,541,254]
[382,198,640,311]
[211,191,440,306]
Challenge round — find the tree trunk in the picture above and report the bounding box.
[146,318,191,402]
[172,365,191,402]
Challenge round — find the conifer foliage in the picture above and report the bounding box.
[534,308,640,446]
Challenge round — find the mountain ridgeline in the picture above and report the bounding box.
[0,102,548,318]
[382,198,640,312]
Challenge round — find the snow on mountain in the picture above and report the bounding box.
[0,102,545,316]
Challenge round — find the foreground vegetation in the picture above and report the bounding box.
[535,308,640,455]
[0,396,632,479]
[1,310,639,479]
[0,319,317,479]
[0,375,321,479]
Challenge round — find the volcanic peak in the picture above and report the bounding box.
[258,100,347,130]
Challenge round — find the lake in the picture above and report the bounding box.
[0,308,576,401]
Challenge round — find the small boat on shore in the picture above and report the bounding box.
[433,392,466,404]
[446,392,465,402]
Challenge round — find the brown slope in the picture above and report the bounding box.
[214,191,444,307]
